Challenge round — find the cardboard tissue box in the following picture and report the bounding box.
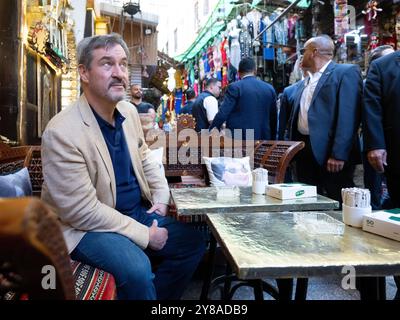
[266,183,317,200]
[362,208,400,242]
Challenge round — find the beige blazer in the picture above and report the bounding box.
[41,95,170,253]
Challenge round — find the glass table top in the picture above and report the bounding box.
[206,211,400,279]
[171,186,339,216]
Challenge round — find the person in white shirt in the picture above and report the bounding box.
[192,77,221,132]
[287,35,362,203]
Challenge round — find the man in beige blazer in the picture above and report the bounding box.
[41,34,205,300]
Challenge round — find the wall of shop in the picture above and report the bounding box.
[0,0,19,143]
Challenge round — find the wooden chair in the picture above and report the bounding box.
[0,198,76,300]
[147,133,305,185]
[177,114,196,133]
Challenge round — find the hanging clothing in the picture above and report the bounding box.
[199,54,205,80]
[220,37,229,66]
[207,45,214,72]
[229,27,241,70]
[239,27,253,59]
[213,39,222,72]
[222,66,228,87]
[246,9,262,38]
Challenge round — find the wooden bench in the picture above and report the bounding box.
[145,131,305,185]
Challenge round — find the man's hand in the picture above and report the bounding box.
[367,149,387,173]
[148,220,168,251]
[147,203,169,216]
[326,158,345,173]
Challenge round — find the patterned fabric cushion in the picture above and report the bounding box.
[2,261,116,300]
[0,167,32,197]
[71,261,117,300]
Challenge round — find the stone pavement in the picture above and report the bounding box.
[182,275,399,300]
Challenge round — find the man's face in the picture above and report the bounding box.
[131,85,143,99]
[79,44,129,103]
[209,81,222,98]
[300,40,317,70]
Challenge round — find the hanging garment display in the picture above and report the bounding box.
[207,45,215,72]
[199,52,205,80]
[288,15,299,40]
[239,25,253,58]
[174,68,183,90]
[202,49,211,74]
[334,0,349,41]
[262,15,274,46]
[220,37,229,66]
[229,24,241,70]
[362,1,383,21]
[274,20,288,65]
[167,67,176,92]
[260,17,274,61]
[213,38,222,73]
[246,9,262,38]
[222,66,228,88]
[193,80,199,96]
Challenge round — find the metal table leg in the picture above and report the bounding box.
[295,278,309,300]
[357,276,386,300]
[276,278,293,300]
[200,233,217,300]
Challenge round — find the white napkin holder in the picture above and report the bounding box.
[342,204,372,228]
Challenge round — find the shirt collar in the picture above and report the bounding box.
[90,106,125,130]
[317,60,332,74]
[242,74,255,79]
[306,60,332,83]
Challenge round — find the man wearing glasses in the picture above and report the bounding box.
[287,35,362,203]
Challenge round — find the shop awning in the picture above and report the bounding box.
[287,0,311,8]
[175,0,311,62]
[175,0,237,62]
[252,0,311,8]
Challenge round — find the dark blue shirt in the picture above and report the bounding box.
[91,107,142,215]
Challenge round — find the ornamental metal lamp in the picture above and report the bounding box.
[123,1,140,19]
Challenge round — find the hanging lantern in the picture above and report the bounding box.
[123,1,141,18]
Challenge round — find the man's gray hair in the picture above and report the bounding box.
[77,33,130,69]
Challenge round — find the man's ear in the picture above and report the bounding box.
[78,64,89,83]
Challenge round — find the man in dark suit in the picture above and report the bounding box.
[278,80,304,140]
[210,57,277,140]
[287,35,362,202]
[363,50,400,208]
[278,56,308,140]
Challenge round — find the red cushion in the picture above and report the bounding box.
[71,261,117,300]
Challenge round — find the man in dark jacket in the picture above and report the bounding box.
[363,50,400,208]
[278,80,304,140]
[210,57,277,140]
[192,78,221,132]
[181,88,196,115]
[287,35,362,202]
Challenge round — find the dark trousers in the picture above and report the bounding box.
[294,135,355,203]
[71,207,206,300]
[385,169,400,208]
[362,151,384,210]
